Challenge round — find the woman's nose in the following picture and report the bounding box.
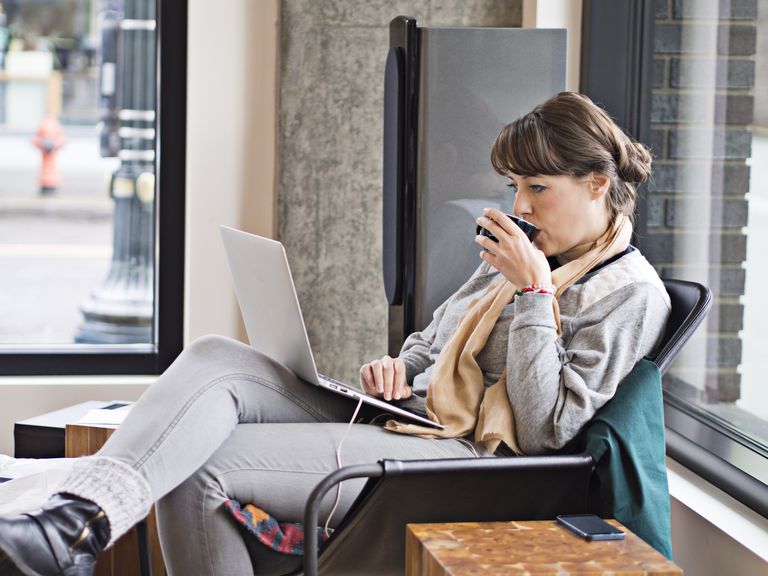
[513,191,531,217]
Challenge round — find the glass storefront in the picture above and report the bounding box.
[0,0,156,347]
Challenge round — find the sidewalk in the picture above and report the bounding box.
[0,194,112,219]
[0,125,118,219]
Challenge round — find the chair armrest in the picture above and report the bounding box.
[302,454,593,576]
[303,463,384,576]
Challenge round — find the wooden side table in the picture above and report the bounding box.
[406,520,683,575]
[65,424,165,576]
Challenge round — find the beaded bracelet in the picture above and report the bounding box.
[514,283,557,297]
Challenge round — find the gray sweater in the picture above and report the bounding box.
[398,249,671,454]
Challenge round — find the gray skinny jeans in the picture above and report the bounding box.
[97,335,484,576]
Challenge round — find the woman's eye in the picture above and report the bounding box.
[530,185,546,193]
[505,182,518,193]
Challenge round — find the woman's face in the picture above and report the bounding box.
[508,171,611,261]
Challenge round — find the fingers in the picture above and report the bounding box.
[477,209,527,242]
[359,363,375,394]
[359,359,385,395]
[476,208,536,261]
[372,357,386,396]
[380,356,395,400]
[358,356,412,401]
[392,357,411,400]
[482,207,513,235]
[475,231,494,255]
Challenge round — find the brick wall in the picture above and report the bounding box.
[646,0,757,400]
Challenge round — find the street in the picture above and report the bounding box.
[0,126,116,344]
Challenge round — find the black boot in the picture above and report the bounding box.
[0,493,110,576]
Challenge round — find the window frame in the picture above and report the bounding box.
[581,0,768,519]
[0,0,186,376]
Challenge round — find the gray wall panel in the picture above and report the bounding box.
[416,28,566,328]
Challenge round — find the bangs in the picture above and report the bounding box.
[490,113,572,177]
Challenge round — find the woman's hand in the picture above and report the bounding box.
[359,355,412,401]
[475,207,552,288]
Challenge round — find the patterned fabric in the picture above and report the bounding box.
[224,500,332,556]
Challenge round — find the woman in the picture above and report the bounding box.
[0,92,670,576]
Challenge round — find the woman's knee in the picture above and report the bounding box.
[182,335,288,379]
[183,334,245,361]
[159,335,285,397]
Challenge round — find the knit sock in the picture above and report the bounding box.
[56,456,153,547]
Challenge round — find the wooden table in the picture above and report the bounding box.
[15,401,126,458]
[406,520,683,575]
[66,424,165,576]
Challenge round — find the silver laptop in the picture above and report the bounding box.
[220,226,443,429]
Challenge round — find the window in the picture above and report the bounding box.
[649,0,768,517]
[582,0,768,518]
[0,0,185,375]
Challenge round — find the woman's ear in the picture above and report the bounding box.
[589,173,611,199]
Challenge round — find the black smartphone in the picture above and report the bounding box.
[101,402,130,410]
[476,213,539,242]
[556,514,626,541]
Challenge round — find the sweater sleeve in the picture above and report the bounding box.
[398,261,493,385]
[506,282,669,453]
[398,302,445,384]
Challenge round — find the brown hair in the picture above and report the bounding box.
[490,92,652,224]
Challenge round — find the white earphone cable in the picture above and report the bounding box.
[323,396,364,537]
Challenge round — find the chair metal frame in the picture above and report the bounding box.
[303,455,594,575]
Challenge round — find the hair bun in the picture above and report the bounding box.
[617,140,652,184]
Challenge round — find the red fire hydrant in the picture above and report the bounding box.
[31,115,66,195]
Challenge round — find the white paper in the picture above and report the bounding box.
[0,455,74,515]
[76,403,133,426]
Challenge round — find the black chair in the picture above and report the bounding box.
[653,279,712,375]
[300,278,712,576]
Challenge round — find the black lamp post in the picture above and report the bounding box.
[75,0,156,344]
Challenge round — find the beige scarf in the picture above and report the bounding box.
[385,216,633,454]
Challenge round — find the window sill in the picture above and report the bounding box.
[0,375,156,386]
[667,457,768,563]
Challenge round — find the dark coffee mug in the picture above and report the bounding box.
[476,213,538,242]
